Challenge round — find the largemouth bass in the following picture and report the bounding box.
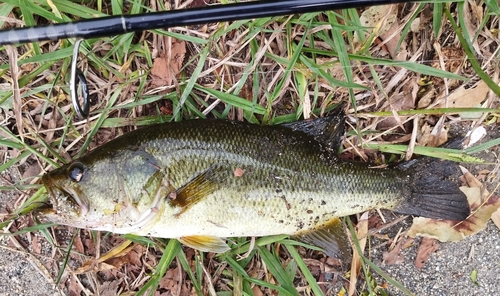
[40,110,469,257]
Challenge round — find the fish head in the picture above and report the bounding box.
[40,152,167,233]
[41,161,91,225]
[40,157,138,231]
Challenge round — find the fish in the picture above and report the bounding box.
[39,109,470,258]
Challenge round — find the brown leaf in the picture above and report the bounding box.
[379,17,406,60]
[75,241,134,273]
[74,234,84,254]
[105,254,131,270]
[188,0,207,8]
[415,237,440,269]
[159,267,180,291]
[418,119,448,147]
[128,245,144,266]
[408,188,500,242]
[376,91,414,131]
[491,208,500,230]
[382,237,411,265]
[83,238,96,256]
[22,163,41,180]
[68,275,83,296]
[97,279,122,296]
[74,260,116,274]
[151,37,186,87]
[436,81,489,108]
[356,5,398,45]
[460,166,484,190]
[31,235,42,254]
[252,285,265,296]
[6,45,23,141]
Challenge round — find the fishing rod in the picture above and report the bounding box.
[0,0,413,46]
[0,0,414,118]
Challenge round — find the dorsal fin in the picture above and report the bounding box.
[282,106,345,153]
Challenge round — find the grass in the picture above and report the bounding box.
[0,0,499,295]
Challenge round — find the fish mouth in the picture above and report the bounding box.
[42,175,89,216]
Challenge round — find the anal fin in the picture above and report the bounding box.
[293,217,351,261]
[178,235,230,253]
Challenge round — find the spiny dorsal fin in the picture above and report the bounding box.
[293,217,351,261]
[169,164,227,217]
[178,235,230,253]
[281,106,345,153]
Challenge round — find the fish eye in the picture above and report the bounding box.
[68,162,85,182]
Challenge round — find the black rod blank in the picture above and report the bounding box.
[0,0,413,46]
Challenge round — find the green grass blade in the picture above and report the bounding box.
[284,244,324,296]
[465,137,500,154]
[77,84,124,157]
[257,246,299,296]
[366,144,485,163]
[177,250,203,295]
[196,85,266,115]
[445,5,500,96]
[1,222,56,236]
[172,46,210,120]
[136,239,181,296]
[433,3,443,37]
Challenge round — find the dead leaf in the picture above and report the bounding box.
[408,188,500,242]
[22,163,41,180]
[418,118,448,147]
[68,275,83,296]
[356,5,398,45]
[97,279,122,296]
[491,208,500,230]
[415,237,440,269]
[6,45,23,141]
[460,166,485,192]
[151,37,186,87]
[436,81,489,108]
[128,244,144,266]
[74,260,116,274]
[83,237,96,256]
[74,240,134,274]
[383,237,412,265]
[159,266,180,292]
[74,234,84,254]
[379,16,406,60]
[376,91,414,131]
[188,0,207,8]
[252,285,265,296]
[31,235,41,254]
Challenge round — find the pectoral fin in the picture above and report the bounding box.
[293,217,351,262]
[178,235,230,253]
[169,164,227,217]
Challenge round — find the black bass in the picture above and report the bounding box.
[40,110,469,257]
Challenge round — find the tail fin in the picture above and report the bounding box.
[393,157,470,221]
